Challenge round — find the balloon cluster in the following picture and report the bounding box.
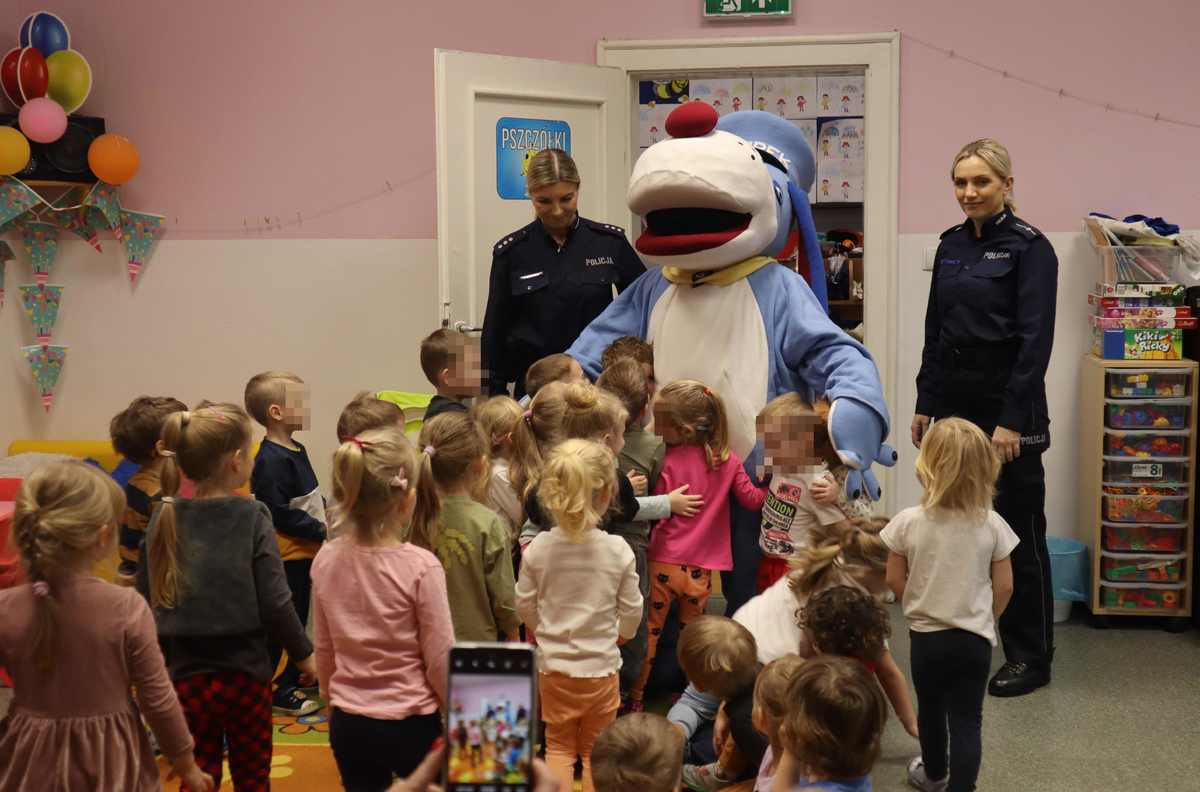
[0,11,139,184]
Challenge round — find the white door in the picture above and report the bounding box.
[434,50,629,332]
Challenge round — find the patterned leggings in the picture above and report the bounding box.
[174,671,273,791]
[629,561,712,703]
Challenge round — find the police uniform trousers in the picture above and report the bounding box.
[938,357,1055,670]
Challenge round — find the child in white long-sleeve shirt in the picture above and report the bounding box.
[516,439,643,792]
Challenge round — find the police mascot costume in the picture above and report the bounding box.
[568,102,895,611]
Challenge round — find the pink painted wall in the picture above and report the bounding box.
[14,0,1198,238]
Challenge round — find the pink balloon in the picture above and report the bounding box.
[18,97,67,144]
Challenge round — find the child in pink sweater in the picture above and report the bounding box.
[627,380,766,708]
[311,425,455,790]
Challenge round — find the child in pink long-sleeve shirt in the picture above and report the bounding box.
[311,425,455,790]
[627,380,766,708]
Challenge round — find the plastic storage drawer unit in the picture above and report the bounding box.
[1104,399,1190,429]
[1101,551,1185,583]
[1103,457,1188,485]
[1104,429,1188,458]
[1102,521,1186,553]
[1106,369,1191,398]
[1103,492,1188,523]
[1100,581,1186,610]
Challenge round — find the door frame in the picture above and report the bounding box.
[598,33,901,513]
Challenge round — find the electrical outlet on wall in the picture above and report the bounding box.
[923,247,937,271]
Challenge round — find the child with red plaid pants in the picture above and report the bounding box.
[138,403,315,792]
[627,380,766,710]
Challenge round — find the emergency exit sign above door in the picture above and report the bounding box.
[704,0,792,18]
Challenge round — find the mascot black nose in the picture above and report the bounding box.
[666,102,718,139]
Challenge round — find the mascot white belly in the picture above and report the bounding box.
[649,281,768,458]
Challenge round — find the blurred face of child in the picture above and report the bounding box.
[276,383,311,432]
[641,363,658,402]
[760,414,824,476]
[653,409,686,446]
[445,343,484,396]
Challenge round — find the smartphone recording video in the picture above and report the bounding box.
[446,643,537,792]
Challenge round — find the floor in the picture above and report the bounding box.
[1,606,1198,791]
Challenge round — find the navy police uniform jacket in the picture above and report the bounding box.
[916,210,1058,453]
[482,215,645,396]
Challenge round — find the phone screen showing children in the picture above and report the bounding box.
[447,672,534,789]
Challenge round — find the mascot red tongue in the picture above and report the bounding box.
[568,101,894,506]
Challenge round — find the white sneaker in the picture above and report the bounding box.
[907,757,947,792]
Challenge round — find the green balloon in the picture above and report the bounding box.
[46,49,92,114]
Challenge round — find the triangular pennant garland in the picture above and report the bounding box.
[20,284,64,346]
[117,210,166,284]
[83,182,122,230]
[17,220,60,284]
[49,206,103,252]
[21,344,67,411]
[0,241,12,307]
[0,176,40,228]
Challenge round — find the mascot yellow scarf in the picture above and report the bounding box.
[660,255,776,286]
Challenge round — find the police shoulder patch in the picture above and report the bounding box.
[493,226,528,254]
[939,223,964,239]
[583,218,626,237]
[1009,218,1043,240]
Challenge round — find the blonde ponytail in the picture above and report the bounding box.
[331,428,421,543]
[150,402,251,609]
[12,461,124,672]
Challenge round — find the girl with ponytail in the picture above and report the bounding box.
[137,402,314,790]
[515,439,643,792]
[0,461,213,791]
[471,395,543,540]
[311,425,455,786]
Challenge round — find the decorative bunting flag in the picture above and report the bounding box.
[21,344,67,411]
[117,210,166,284]
[0,176,41,228]
[49,206,103,252]
[20,284,64,346]
[17,220,60,284]
[0,241,12,307]
[83,182,122,230]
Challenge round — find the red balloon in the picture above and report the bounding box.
[1,47,48,107]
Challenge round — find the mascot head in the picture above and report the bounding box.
[628,103,826,307]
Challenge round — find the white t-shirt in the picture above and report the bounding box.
[758,471,846,559]
[881,506,1020,646]
[733,573,807,663]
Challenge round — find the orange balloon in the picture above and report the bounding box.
[87,133,140,185]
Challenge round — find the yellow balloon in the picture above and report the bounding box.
[0,127,31,175]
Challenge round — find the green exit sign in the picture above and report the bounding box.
[704,0,792,18]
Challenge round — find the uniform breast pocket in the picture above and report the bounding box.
[971,258,1014,279]
[510,269,550,296]
[579,265,617,287]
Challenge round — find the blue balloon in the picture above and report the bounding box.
[18,12,71,57]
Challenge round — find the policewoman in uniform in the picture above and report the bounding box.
[913,139,1058,698]
[482,148,646,398]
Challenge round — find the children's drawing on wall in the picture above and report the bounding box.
[789,118,819,200]
[783,76,817,119]
[816,117,865,203]
[730,78,752,114]
[640,78,689,107]
[691,79,735,116]
[817,75,865,116]
[638,103,670,149]
[754,77,789,117]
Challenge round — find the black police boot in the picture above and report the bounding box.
[987,661,1050,697]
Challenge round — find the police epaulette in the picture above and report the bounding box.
[494,227,528,254]
[583,218,626,237]
[1009,218,1042,240]
[939,224,963,239]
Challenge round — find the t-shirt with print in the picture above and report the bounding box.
[881,506,1020,646]
[758,470,846,559]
